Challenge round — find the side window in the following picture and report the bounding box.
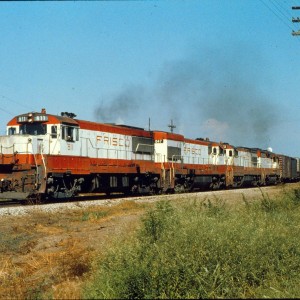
[75,128,79,141]
[8,127,16,135]
[66,127,74,141]
[62,126,65,140]
[51,126,57,138]
[62,126,78,142]
[208,145,212,155]
[213,147,217,155]
[229,150,233,157]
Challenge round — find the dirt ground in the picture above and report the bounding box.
[1,182,299,299]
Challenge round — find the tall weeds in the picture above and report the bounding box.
[84,190,300,299]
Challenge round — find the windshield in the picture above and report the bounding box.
[20,123,47,135]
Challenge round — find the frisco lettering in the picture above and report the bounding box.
[96,134,130,147]
[184,145,201,155]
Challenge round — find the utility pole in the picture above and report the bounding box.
[292,6,300,36]
[168,119,176,133]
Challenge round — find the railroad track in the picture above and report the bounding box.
[0,183,299,216]
[0,192,127,208]
[0,199,22,208]
[0,191,160,214]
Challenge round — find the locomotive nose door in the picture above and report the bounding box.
[37,138,43,154]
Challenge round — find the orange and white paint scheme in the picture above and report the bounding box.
[0,109,293,202]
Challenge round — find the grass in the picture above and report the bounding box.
[84,189,300,299]
[0,200,144,299]
[1,188,300,299]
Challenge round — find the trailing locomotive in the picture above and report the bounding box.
[0,109,297,202]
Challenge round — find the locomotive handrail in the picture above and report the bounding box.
[39,143,47,180]
[81,137,154,163]
[0,144,15,150]
[0,144,15,160]
[171,155,183,171]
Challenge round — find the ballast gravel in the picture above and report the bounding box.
[0,183,298,217]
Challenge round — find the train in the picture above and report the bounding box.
[0,108,299,203]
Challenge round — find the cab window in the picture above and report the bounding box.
[62,126,79,142]
[51,126,57,138]
[20,123,47,135]
[8,127,16,135]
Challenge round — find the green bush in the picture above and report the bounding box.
[84,190,300,299]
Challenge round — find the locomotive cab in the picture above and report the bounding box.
[0,109,81,201]
[209,143,226,165]
[4,110,80,156]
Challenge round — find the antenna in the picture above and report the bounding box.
[292,6,300,36]
[168,119,176,133]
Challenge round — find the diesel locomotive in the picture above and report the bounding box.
[0,109,298,202]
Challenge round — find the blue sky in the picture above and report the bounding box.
[1,0,300,157]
